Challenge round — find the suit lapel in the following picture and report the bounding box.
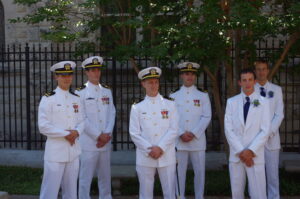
[238,94,245,127]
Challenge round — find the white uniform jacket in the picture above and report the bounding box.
[76,81,116,151]
[38,87,85,162]
[170,85,212,151]
[129,94,179,168]
[255,82,284,150]
[224,92,271,164]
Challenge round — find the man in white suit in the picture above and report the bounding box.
[76,56,116,199]
[170,62,211,199]
[254,59,284,199]
[129,67,179,199]
[225,68,271,199]
[38,61,85,199]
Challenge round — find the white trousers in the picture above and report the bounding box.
[229,162,267,199]
[136,164,176,199]
[265,148,280,199]
[176,150,205,199]
[79,150,112,199]
[40,158,79,199]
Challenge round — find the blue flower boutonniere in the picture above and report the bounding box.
[268,91,274,98]
[252,99,260,107]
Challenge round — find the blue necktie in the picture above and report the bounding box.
[260,87,266,97]
[244,96,250,123]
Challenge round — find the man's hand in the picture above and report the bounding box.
[65,130,79,146]
[239,149,255,167]
[96,133,111,148]
[148,146,163,159]
[180,131,195,142]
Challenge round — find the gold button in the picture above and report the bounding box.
[186,110,189,112]
[98,110,101,112]
[187,92,189,94]
[152,112,156,115]
[186,120,189,122]
[67,105,69,108]
[99,120,102,123]
[155,134,158,136]
[154,123,157,126]
[186,100,189,103]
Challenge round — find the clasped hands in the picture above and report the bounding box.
[239,149,255,167]
[180,131,195,142]
[148,146,163,159]
[65,130,79,146]
[96,133,111,148]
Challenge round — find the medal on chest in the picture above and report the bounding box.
[101,96,110,105]
[193,99,200,107]
[161,109,169,119]
[72,103,79,113]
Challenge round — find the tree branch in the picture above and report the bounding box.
[268,32,300,79]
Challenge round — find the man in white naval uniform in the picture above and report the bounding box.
[254,59,284,199]
[169,62,211,199]
[129,67,179,199]
[224,68,271,199]
[76,56,116,199]
[38,61,85,199]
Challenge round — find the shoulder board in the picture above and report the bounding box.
[69,90,79,97]
[132,98,144,105]
[197,87,208,93]
[102,84,111,89]
[170,87,180,94]
[44,91,55,97]
[164,96,174,101]
[75,85,86,91]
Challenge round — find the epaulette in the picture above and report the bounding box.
[197,87,208,93]
[132,98,144,105]
[164,96,175,101]
[102,84,111,89]
[75,85,86,91]
[69,89,79,97]
[170,87,180,94]
[44,91,55,97]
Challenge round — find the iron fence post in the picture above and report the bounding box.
[25,44,31,150]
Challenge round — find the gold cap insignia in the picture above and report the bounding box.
[64,63,71,70]
[150,69,157,75]
[92,58,99,65]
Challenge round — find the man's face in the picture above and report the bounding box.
[141,78,159,97]
[85,68,101,83]
[239,72,256,94]
[254,62,269,82]
[55,74,73,90]
[180,72,196,87]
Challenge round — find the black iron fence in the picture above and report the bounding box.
[0,43,299,151]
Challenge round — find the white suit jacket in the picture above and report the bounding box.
[38,87,85,162]
[76,81,116,151]
[170,85,211,151]
[129,94,179,168]
[224,92,271,164]
[255,82,284,150]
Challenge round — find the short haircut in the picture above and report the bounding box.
[254,58,269,69]
[239,68,256,80]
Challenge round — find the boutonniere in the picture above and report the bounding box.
[268,91,274,98]
[252,99,260,107]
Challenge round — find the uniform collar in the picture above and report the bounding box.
[145,93,162,102]
[87,81,102,91]
[181,85,196,91]
[55,86,69,94]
